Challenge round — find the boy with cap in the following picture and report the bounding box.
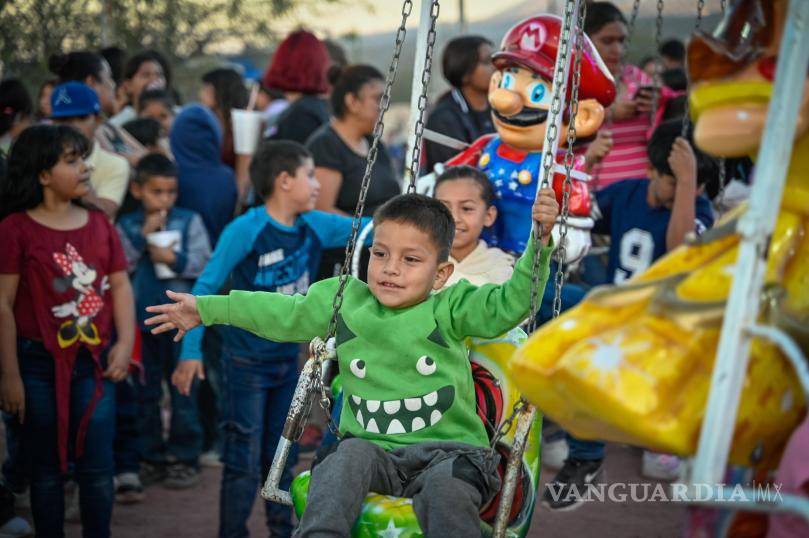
[51,81,129,219]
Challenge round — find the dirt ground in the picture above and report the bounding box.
[51,443,687,537]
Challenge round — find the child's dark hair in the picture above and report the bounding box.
[123,118,161,148]
[659,39,686,63]
[374,194,455,262]
[434,165,494,206]
[647,120,718,187]
[201,68,247,124]
[138,88,174,113]
[442,35,494,89]
[584,2,627,35]
[134,152,177,185]
[0,125,90,220]
[124,50,172,88]
[0,79,33,137]
[249,140,311,201]
[329,64,384,119]
[49,51,107,83]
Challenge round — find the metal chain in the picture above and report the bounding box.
[489,398,529,451]
[680,0,705,139]
[552,0,587,320]
[626,0,642,45]
[527,0,576,335]
[652,0,665,123]
[714,157,728,216]
[407,0,440,192]
[720,0,726,12]
[325,0,413,343]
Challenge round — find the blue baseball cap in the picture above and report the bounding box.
[50,82,101,118]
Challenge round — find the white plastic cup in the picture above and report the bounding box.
[147,230,182,279]
[232,109,263,155]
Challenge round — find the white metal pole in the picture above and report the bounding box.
[690,0,809,486]
[404,0,435,190]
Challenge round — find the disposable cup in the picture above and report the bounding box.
[147,230,182,279]
[232,109,263,155]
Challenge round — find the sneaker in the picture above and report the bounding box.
[163,463,201,490]
[541,437,569,471]
[114,472,145,504]
[0,516,33,537]
[642,451,683,481]
[199,450,222,468]
[298,425,323,454]
[64,482,80,523]
[541,458,604,511]
[139,462,167,487]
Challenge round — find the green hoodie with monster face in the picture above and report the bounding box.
[196,236,552,450]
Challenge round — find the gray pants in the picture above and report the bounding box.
[296,438,501,537]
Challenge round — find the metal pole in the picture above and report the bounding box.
[458,0,466,34]
[404,0,436,189]
[690,0,809,486]
[492,406,536,537]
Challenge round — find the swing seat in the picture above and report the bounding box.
[290,328,542,538]
[510,208,809,470]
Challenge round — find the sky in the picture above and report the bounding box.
[281,0,723,39]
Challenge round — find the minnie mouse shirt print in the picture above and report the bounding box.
[0,210,126,471]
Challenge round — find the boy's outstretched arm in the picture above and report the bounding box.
[666,137,699,251]
[444,188,558,340]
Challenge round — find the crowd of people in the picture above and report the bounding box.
[0,1,771,537]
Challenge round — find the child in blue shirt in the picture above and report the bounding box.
[171,140,371,538]
[594,120,715,284]
[116,153,211,490]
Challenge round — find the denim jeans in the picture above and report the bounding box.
[2,413,27,492]
[200,326,223,453]
[219,351,299,538]
[139,331,202,464]
[114,377,141,474]
[539,262,606,462]
[18,339,115,538]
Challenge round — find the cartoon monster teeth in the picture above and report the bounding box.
[348,386,454,435]
[423,391,438,406]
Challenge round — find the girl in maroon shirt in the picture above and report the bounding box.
[0,125,135,537]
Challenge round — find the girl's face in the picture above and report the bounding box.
[87,60,118,116]
[590,21,628,75]
[199,83,217,110]
[39,83,55,118]
[434,178,496,258]
[347,80,384,134]
[40,148,91,201]
[127,60,166,103]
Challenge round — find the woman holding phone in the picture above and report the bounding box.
[583,2,655,189]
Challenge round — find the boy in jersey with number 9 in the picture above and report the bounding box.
[593,119,715,285]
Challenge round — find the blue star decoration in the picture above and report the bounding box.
[508,181,519,191]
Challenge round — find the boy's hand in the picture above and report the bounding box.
[612,100,637,121]
[104,341,131,382]
[148,242,177,265]
[145,290,201,342]
[532,188,560,246]
[584,130,613,168]
[172,360,205,396]
[668,137,697,189]
[0,373,25,423]
[142,210,167,236]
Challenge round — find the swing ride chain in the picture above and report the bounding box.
[489,397,529,457]
[528,0,576,334]
[326,0,413,343]
[407,0,441,193]
[553,0,587,320]
[626,0,642,43]
[652,0,664,123]
[680,0,705,139]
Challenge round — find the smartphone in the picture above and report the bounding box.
[634,85,659,100]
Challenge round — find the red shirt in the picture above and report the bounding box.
[0,209,126,470]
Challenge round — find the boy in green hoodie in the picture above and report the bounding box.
[146,190,558,536]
